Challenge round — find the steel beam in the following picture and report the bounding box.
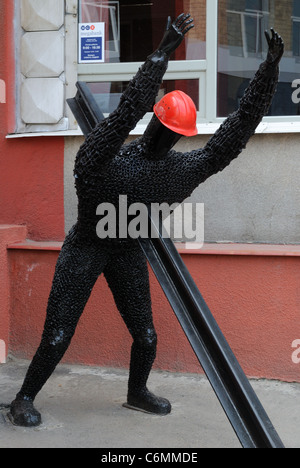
[139,216,284,448]
[67,82,104,137]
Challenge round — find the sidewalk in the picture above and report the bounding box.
[0,357,299,448]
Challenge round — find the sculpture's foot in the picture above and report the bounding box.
[8,397,42,427]
[123,388,171,416]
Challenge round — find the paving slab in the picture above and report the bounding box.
[0,357,299,448]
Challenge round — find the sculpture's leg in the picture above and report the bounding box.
[104,246,171,415]
[9,231,109,427]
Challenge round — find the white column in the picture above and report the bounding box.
[19,0,67,129]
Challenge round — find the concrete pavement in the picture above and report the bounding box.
[0,357,299,448]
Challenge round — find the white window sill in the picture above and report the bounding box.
[6,120,300,139]
[6,129,84,138]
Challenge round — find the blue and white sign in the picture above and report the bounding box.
[79,22,105,63]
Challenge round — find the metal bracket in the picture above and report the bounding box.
[67,82,285,448]
[67,82,105,137]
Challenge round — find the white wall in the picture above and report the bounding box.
[64,132,300,245]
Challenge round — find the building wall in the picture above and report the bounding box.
[0,2,65,242]
[58,129,300,383]
[64,133,300,245]
[0,137,65,241]
[7,243,300,382]
[0,0,65,362]
[0,0,300,383]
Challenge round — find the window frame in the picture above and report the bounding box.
[77,0,208,122]
[77,0,300,130]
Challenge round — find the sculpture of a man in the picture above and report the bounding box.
[9,14,283,427]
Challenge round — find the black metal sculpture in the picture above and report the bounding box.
[9,15,283,427]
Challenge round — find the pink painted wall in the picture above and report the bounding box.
[8,246,300,382]
[0,1,65,242]
[0,226,27,362]
[0,137,65,241]
[0,1,65,361]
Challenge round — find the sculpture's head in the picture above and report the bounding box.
[143,90,198,160]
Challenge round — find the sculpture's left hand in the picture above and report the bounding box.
[157,13,194,57]
[265,28,284,66]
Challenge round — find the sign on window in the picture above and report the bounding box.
[79,22,105,63]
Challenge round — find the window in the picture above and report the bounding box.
[225,0,269,58]
[87,79,200,114]
[79,0,206,63]
[77,0,207,119]
[13,0,300,136]
[292,0,300,56]
[218,0,300,117]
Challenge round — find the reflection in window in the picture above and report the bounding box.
[292,0,300,56]
[218,0,300,117]
[79,0,206,63]
[87,79,200,114]
[226,0,269,57]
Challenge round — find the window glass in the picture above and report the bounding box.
[87,79,200,114]
[218,0,300,117]
[79,0,206,63]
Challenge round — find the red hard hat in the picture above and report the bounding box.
[154,90,198,137]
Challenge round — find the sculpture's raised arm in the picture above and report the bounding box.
[178,30,284,192]
[75,14,194,176]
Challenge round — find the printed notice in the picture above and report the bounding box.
[79,23,105,63]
